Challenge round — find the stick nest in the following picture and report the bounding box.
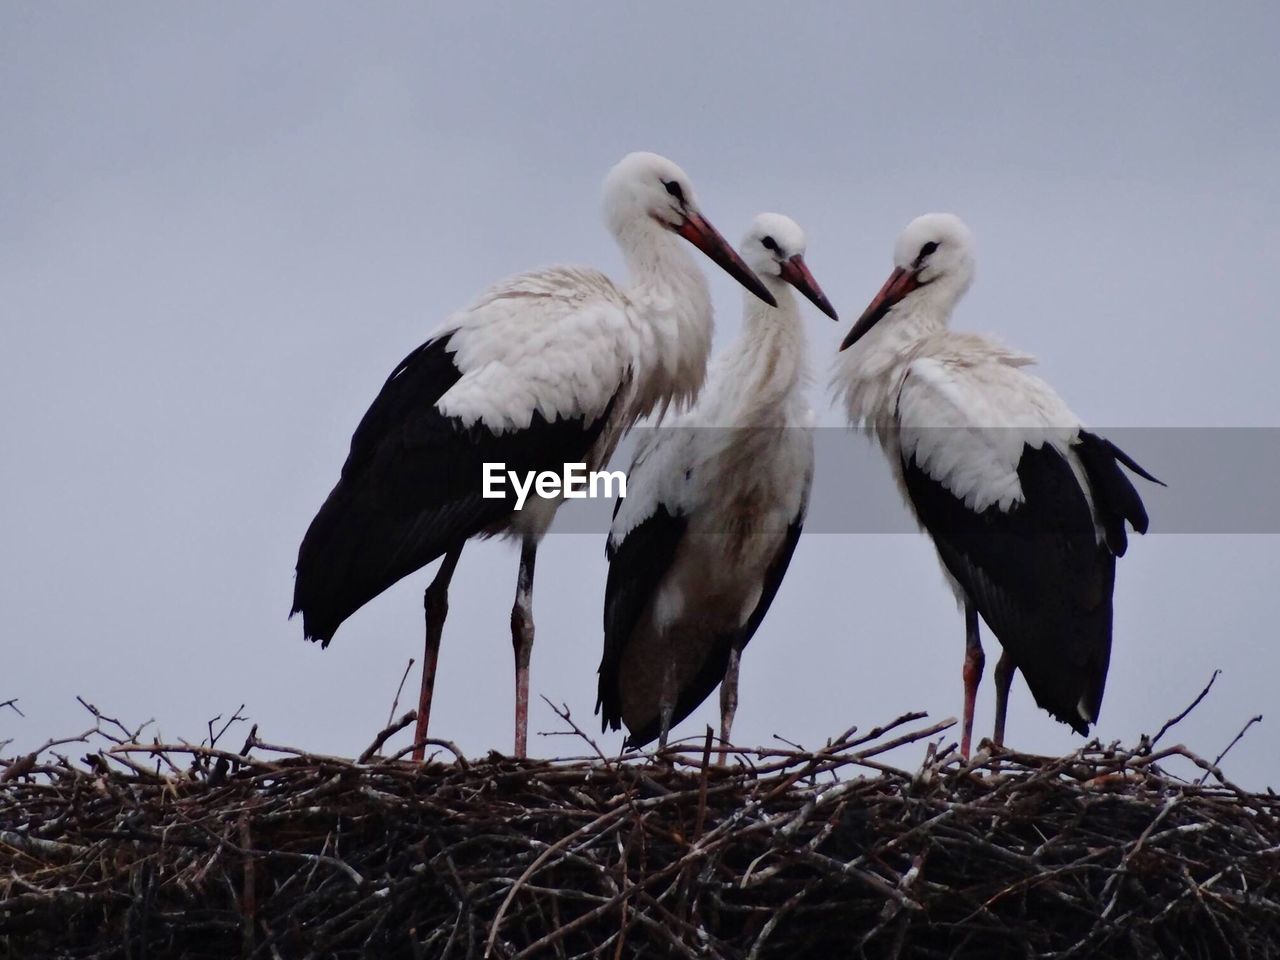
[2,708,1278,959]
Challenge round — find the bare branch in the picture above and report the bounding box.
[1198,713,1263,785]
[386,658,415,728]
[358,710,417,763]
[1145,669,1221,752]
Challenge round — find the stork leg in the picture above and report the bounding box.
[960,603,985,759]
[657,654,677,751]
[719,645,742,758]
[510,538,537,759]
[992,650,1016,750]
[413,546,463,762]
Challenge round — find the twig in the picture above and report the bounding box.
[358,711,417,764]
[1146,670,1220,751]
[207,703,247,749]
[0,728,97,784]
[76,696,152,745]
[387,737,468,768]
[387,658,415,729]
[540,696,611,767]
[1198,714,1263,785]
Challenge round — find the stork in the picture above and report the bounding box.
[834,213,1161,758]
[292,152,776,759]
[598,213,837,750]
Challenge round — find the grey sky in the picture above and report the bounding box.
[3,4,1277,785]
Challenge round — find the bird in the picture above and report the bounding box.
[833,213,1161,758]
[292,152,778,760]
[598,213,838,751]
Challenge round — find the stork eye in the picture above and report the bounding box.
[761,236,779,252]
[663,180,685,204]
[919,240,940,258]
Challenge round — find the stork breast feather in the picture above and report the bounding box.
[898,357,1081,513]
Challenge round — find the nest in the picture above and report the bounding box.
[2,699,1278,959]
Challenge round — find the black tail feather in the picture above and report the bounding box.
[1076,430,1162,555]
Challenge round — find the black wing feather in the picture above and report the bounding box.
[903,432,1157,733]
[293,334,614,645]
[597,504,688,733]
[603,511,807,750]
[903,443,1115,733]
[740,512,806,651]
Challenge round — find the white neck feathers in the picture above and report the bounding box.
[835,296,948,428]
[614,219,714,421]
[700,281,808,428]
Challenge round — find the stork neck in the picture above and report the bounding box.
[875,298,950,354]
[836,297,947,427]
[612,217,714,419]
[704,282,808,427]
[913,266,971,318]
[614,219,706,300]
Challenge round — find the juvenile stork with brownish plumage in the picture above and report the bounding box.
[598,213,838,751]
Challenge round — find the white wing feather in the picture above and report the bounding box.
[435,266,640,433]
[608,424,697,547]
[896,355,1083,513]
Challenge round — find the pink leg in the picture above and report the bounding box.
[413,547,462,762]
[719,645,742,759]
[961,603,984,760]
[510,539,537,758]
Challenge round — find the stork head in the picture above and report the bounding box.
[840,213,975,350]
[603,152,776,307]
[740,213,838,320]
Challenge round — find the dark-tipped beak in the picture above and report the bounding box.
[839,266,920,351]
[677,212,777,308]
[779,255,839,321]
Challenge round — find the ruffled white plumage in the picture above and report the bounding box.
[837,301,1090,518]
[897,350,1084,514]
[610,284,813,556]
[436,266,660,433]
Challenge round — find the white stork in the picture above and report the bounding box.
[292,152,777,759]
[598,213,837,750]
[834,213,1161,758]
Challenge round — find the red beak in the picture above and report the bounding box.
[839,266,921,350]
[779,255,838,320]
[677,213,777,308]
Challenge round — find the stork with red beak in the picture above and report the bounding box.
[834,213,1161,757]
[599,213,837,750]
[292,152,776,759]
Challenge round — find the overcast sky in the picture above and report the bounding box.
[3,4,1277,786]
